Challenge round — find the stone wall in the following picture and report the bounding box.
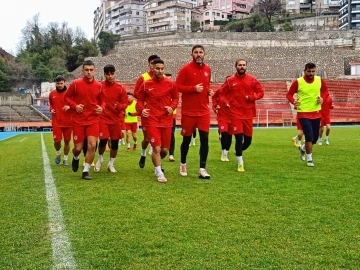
[72,30,360,82]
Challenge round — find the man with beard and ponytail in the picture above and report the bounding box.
[217,59,264,172]
[176,45,213,179]
[94,64,128,173]
[49,75,73,166]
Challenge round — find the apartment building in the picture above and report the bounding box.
[93,0,146,40]
[143,0,194,32]
[286,0,339,14]
[192,3,230,30]
[339,0,360,29]
[211,0,255,16]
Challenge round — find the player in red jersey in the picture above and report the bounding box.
[136,58,179,183]
[134,55,160,169]
[93,65,128,173]
[217,59,264,172]
[64,60,105,180]
[176,45,213,179]
[318,93,334,145]
[49,75,72,166]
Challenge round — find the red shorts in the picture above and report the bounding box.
[52,126,72,142]
[296,118,302,130]
[125,122,138,133]
[217,120,231,133]
[147,126,172,148]
[99,122,122,140]
[141,126,149,142]
[230,119,253,136]
[181,114,210,136]
[119,122,126,131]
[321,116,331,126]
[72,123,99,144]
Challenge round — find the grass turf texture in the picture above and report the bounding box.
[0,127,359,269]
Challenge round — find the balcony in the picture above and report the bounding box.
[147,12,170,19]
[148,21,170,28]
[351,16,360,21]
[145,1,193,12]
[351,7,360,13]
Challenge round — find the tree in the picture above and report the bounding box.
[279,21,294,31]
[97,31,120,56]
[191,21,201,32]
[0,60,12,92]
[258,0,282,24]
[246,14,262,32]
[224,20,245,32]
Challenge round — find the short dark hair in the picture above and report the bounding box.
[104,64,115,73]
[54,75,66,82]
[165,73,172,77]
[304,62,316,70]
[127,92,133,96]
[192,45,205,53]
[235,59,247,67]
[152,58,164,65]
[83,60,95,68]
[148,55,160,63]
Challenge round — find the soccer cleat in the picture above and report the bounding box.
[318,139,323,146]
[82,171,92,180]
[221,154,226,162]
[298,146,306,161]
[55,155,61,164]
[133,144,137,150]
[107,165,117,173]
[325,138,330,145]
[179,164,187,176]
[307,160,315,167]
[225,156,230,162]
[94,160,102,172]
[139,156,146,168]
[91,161,95,167]
[169,155,175,162]
[157,173,168,183]
[237,164,245,172]
[63,160,69,166]
[292,137,298,147]
[72,158,79,172]
[198,169,211,179]
[126,147,131,152]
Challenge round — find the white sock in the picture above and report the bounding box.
[224,150,229,156]
[134,141,137,145]
[99,155,104,162]
[56,150,61,155]
[237,156,243,165]
[127,143,130,148]
[74,155,80,160]
[307,154,312,161]
[109,157,115,166]
[155,166,163,176]
[141,149,146,156]
[63,155,68,161]
[83,163,91,172]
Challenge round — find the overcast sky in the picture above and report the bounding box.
[0,0,101,55]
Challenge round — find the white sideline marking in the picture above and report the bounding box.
[19,138,27,142]
[41,133,77,269]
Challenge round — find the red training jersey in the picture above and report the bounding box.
[218,73,264,119]
[321,95,333,117]
[49,89,72,127]
[212,88,231,122]
[100,80,128,125]
[176,61,211,117]
[136,77,178,128]
[64,77,105,126]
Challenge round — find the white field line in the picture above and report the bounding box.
[19,138,27,142]
[41,133,77,270]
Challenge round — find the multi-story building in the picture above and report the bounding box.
[143,0,194,33]
[286,0,339,15]
[93,0,146,40]
[192,3,230,31]
[211,0,255,16]
[339,0,360,29]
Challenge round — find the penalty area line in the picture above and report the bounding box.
[41,133,77,269]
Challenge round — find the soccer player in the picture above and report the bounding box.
[94,65,128,173]
[64,60,105,180]
[212,86,232,162]
[176,45,213,179]
[286,62,329,167]
[136,58,179,183]
[49,75,72,166]
[134,55,160,168]
[318,93,333,146]
[124,92,138,151]
[217,59,264,172]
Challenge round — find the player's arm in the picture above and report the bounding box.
[247,79,264,101]
[320,78,329,100]
[175,67,197,93]
[169,82,179,111]
[116,87,129,111]
[64,82,77,109]
[133,76,144,99]
[286,80,299,105]
[135,82,146,112]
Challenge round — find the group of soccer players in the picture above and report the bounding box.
[50,44,330,183]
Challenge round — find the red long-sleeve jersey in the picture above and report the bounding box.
[321,95,333,117]
[100,81,128,125]
[176,61,211,117]
[212,88,231,122]
[136,77,178,127]
[218,73,264,119]
[49,89,72,127]
[64,77,105,126]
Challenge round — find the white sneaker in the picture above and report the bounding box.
[225,156,229,162]
[94,160,102,172]
[318,139,322,146]
[221,154,226,162]
[307,160,315,167]
[198,169,211,179]
[107,165,117,173]
[325,138,330,145]
[179,164,187,176]
[169,155,175,162]
[157,173,167,183]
